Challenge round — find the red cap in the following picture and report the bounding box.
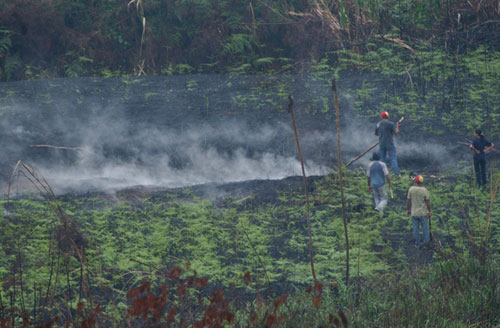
[415,175,424,184]
[381,111,389,119]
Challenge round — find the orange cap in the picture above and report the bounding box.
[381,111,389,118]
[415,175,424,184]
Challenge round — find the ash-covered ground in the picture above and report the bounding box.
[0,74,485,195]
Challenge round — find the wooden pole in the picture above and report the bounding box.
[332,79,350,286]
[287,95,317,284]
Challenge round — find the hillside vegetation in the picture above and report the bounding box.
[0,0,499,79]
[1,0,500,327]
[1,167,499,326]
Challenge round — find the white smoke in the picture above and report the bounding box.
[0,78,463,195]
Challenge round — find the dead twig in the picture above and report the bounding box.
[29,144,84,152]
[378,35,416,53]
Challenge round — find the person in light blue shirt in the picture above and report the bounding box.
[367,152,392,216]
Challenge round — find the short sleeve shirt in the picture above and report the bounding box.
[367,161,388,189]
[407,186,430,216]
[472,137,492,160]
[375,120,396,148]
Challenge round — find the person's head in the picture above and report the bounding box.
[414,175,424,185]
[381,111,389,119]
[371,152,381,161]
[475,128,484,138]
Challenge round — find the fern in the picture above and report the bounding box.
[173,63,194,74]
[222,34,253,57]
[3,55,21,81]
[254,57,274,67]
[65,62,83,78]
[0,29,12,57]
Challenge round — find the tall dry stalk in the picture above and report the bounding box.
[7,161,90,320]
[332,79,349,286]
[481,174,500,249]
[128,0,147,74]
[287,95,317,284]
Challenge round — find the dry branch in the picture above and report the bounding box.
[288,0,342,37]
[7,161,86,254]
[29,144,85,152]
[378,35,416,53]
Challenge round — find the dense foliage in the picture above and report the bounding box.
[0,0,499,79]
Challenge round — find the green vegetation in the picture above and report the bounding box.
[1,167,499,325]
[0,0,499,326]
[0,0,499,79]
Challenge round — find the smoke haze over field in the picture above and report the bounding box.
[33,121,329,191]
[0,75,466,194]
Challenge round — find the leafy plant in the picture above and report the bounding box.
[0,28,12,56]
[64,53,94,78]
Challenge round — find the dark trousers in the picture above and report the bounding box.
[474,157,487,186]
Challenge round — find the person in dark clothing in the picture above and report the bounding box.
[375,111,400,176]
[470,128,495,187]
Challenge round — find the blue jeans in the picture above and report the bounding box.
[380,145,400,175]
[412,216,430,246]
